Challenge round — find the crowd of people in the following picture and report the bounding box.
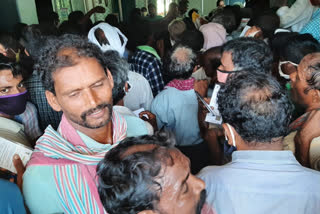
[1,0,320,213]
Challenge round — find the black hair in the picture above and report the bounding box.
[35,34,109,94]
[270,32,299,62]
[20,26,47,60]
[280,33,320,64]
[105,14,119,28]
[216,0,224,7]
[68,11,84,24]
[218,71,293,143]
[103,50,129,104]
[211,7,240,34]
[0,55,27,79]
[178,30,204,53]
[250,11,280,39]
[97,132,176,214]
[222,37,273,73]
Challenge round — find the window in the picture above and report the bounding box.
[157,0,175,16]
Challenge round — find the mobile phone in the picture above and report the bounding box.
[195,91,216,116]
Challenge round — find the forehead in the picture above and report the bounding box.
[52,57,107,92]
[0,69,22,85]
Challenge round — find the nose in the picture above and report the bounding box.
[84,89,99,108]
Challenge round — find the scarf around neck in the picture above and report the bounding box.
[166,78,195,91]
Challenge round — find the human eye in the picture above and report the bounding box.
[93,81,103,88]
[18,82,24,88]
[69,91,79,97]
[0,88,9,94]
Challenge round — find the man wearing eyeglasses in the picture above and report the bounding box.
[217,37,273,83]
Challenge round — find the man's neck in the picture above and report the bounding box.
[238,138,284,151]
[72,121,113,145]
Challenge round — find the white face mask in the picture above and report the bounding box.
[278,61,298,80]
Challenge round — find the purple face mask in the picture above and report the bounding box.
[0,90,28,116]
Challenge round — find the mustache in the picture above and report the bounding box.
[81,102,112,120]
[196,189,207,214]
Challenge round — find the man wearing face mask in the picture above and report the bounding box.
[0,58,42,145]
[198,71,320,214]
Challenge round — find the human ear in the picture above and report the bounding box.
[222,123,234,146]
[45,90,62,112]
[106,68,114,89]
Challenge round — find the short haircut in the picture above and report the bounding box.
[35,34,109,94]
[0,55,26,79]
[250,11,280,39]
[301,53,320,94]
[179,30,204,52]
[280,33,320,64]
[103,50,129,104]
[211,8,238,34]
[97,132,176,214]
[222,37,273,73]
[168,19,186,42]
[163,45,197,79]
[218,71,293,143]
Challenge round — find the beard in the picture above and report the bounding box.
[196,189,207,214]
[69,102,113,129]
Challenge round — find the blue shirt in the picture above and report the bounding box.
[198,150,320,214]
[151,87,203,146]
[300,9,320,41]
[0,179,26,214]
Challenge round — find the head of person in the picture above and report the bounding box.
[103,50,129,105]
[68,11,85,25]
[218,71,293,148]
[310,0,320,6]
[164,45,197,80]
[217,37,273,83]
[105,14,120,28]
[211,8,239,34]
[35,34,114,130]
[0,56,28,117]
[200,46,222,81]
[168,19,186,45]
[179,30,204,53]
[199,22,226,50]
[178,0,189,15]
[290,53,320,111]
[278,34,320,80]
[88,23,128,57]
[188,8,199,19]
[97,132,206,214]
[217,0,225,8]
[249,11,280,40]
[141,7,148,17]
[168,3,179,17]
[148,3,157,17]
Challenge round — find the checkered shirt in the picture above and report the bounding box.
[24,71,62,131]
[129,50,164,96]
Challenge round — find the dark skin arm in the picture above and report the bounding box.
[294,110,320,167]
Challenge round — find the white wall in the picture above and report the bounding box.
[16,0,39,24]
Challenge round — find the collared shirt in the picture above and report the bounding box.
[129,49,164,97]
[24,71,62,131]
[198,150,320,214]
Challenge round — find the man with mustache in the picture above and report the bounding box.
[97,133,211,214]
[22,35,149,214]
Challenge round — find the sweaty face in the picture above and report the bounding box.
[157,149,206,214]
[0,69,26,96]
[49,57,113,129]
[217,51,235,83]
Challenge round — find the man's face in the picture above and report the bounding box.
[47,56,114,129]
[0,69,25,96]
[149,6,156,16]
[217,51,235,83]
[157,149,206,214]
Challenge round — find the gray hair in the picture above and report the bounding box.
[164,45,197,79]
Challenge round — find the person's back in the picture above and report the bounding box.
[199,151,320,214]
[198,71,320,214]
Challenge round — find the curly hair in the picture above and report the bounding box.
[97,132,176,214]
[222,37,273,73]
[35,34,110,94]
[218,71,293,144]
[0,55,27,79]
